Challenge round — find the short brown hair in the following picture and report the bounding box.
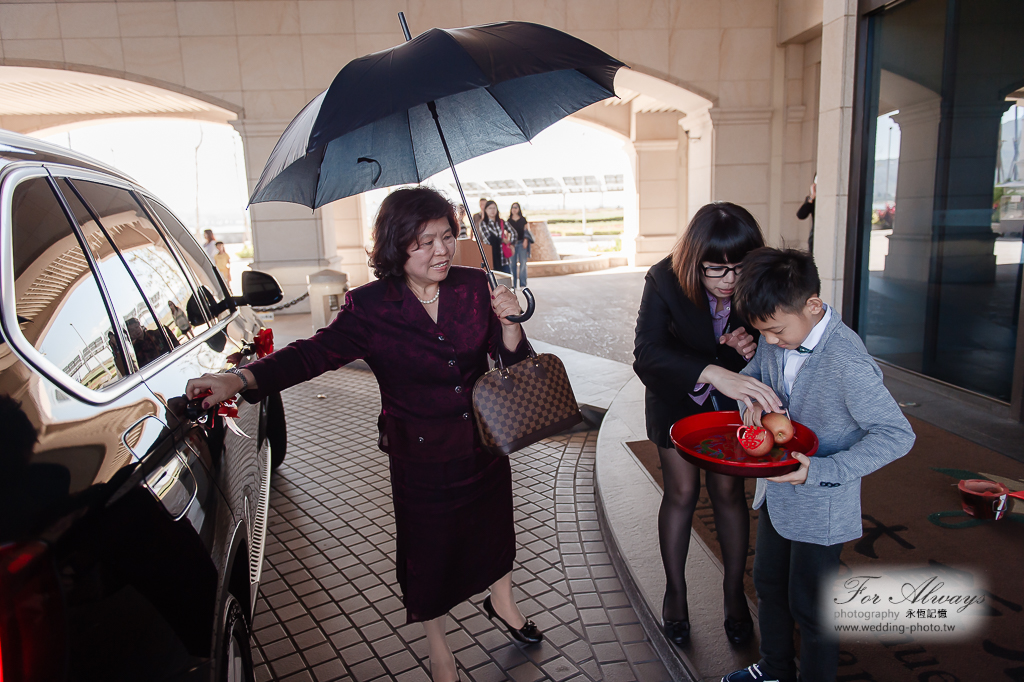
[671,202,765,305]
[369,187,457,279]
[734,248,820,323]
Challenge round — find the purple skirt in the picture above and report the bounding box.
[388,447,515,622]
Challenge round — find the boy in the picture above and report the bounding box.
[722,248,915,682]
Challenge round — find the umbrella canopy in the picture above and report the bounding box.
[249,21,625,209]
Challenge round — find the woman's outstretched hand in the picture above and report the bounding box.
[186,371,250,409]
[699,365,783,415]
[719,328,757,360]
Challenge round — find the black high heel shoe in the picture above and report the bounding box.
[483,595,543,644]
[663,619,690,647]
[723,616,754,645]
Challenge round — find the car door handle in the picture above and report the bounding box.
[144,450,197,521]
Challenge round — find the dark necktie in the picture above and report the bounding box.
[797,346,812,354]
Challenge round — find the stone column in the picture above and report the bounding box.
[322,196,371,287]
[682,108,714,224]
[814,0,858,309]
[235,120,340,312]
[633,111,685,267]
[710,107,773,232]
[883,97,942,282]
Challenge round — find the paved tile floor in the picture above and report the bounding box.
[250,364,671,682]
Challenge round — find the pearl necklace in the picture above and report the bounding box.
[416,289,440,305]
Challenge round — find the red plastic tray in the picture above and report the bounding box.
[669,410,819,478]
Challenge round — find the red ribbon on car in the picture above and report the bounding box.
[253,328,274,358]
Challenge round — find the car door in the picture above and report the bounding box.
[142,194,272,608]
[58,174,268,622]
[0,168,214,680]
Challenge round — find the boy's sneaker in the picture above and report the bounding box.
[721,663,783,682]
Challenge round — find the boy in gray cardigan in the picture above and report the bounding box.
[721,249,915,682]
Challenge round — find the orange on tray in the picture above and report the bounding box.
[670,410,819,478]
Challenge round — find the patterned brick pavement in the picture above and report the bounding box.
[250,365,671,682]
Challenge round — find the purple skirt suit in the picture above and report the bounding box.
[243,266,529,622]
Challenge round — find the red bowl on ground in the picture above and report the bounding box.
[669,410,819,478]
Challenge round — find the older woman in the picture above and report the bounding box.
[187,187,542,682]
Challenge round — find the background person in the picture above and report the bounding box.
[214,241,231,291]
[479,200,512,276]
[168,301,193,340]
[797,176,816,253]
[185,187,542,682]
[508,202,531,289]
[202,229,217,259]
[472,197,488,230]
[456,205,470,238]
[633,202,783,648]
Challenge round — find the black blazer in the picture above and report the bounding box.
[633,256,758,448]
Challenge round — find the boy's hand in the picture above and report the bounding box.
[719,328,757,361]
[768,453,810,484]
[741,402,763,427]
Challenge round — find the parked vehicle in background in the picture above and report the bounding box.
[0,130,287,681]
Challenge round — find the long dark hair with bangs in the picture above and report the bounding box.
[369,187,458,279]
[671,202,765,305]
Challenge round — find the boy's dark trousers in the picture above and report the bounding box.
[754,503,843,682]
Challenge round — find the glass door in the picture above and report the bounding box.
[856,0,1024,404]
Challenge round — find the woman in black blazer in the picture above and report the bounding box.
[633,203,783,647]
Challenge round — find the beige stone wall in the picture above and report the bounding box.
[0,0,830,298]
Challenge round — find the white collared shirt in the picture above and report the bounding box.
[782,305,831,397]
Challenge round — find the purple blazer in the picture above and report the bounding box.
[244,266,529,461]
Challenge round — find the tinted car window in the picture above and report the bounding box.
[11,178,128,390]
[67,180,212,344]
[59,180,175,370]
[146,200,232,322]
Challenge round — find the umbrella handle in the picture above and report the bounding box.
[509,287,536,324]
[486,270,535,324]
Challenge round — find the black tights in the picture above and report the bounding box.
[657,445,751,623]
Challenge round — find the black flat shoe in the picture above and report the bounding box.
[483,595,543,644]
[663,619,690,646]
[724,616,754,645]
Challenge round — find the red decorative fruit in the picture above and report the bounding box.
[761,412,795,444]
[736,425,773,457]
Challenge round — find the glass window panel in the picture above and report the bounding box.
[58,180,174,370]
[145,200,232,323]
[11,178,128,389]
[857,0,1024,402]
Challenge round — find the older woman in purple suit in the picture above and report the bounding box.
[187,187,543,682]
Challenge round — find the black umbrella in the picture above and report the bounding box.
[249,14,625,322]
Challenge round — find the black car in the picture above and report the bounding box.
[0,130,287,681]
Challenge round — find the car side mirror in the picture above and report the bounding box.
[235,270,283,308]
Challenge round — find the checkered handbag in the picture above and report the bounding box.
[472,345,583,456]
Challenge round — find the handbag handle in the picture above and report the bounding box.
[495,339,538,373]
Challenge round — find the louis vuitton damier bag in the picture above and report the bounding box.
[472,344,583,456]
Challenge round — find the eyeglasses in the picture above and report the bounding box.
[701,264,742,278]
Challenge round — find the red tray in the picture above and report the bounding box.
[669,410,819,478]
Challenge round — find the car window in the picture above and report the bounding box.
[11,177,129,390]
[58,180,177,370]
[145,199,232,323]
[64,180,215,345]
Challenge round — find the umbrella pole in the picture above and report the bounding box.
[398,12,533,321]
[426,101,535,323]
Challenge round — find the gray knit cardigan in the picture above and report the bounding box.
[740,307,916,546]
